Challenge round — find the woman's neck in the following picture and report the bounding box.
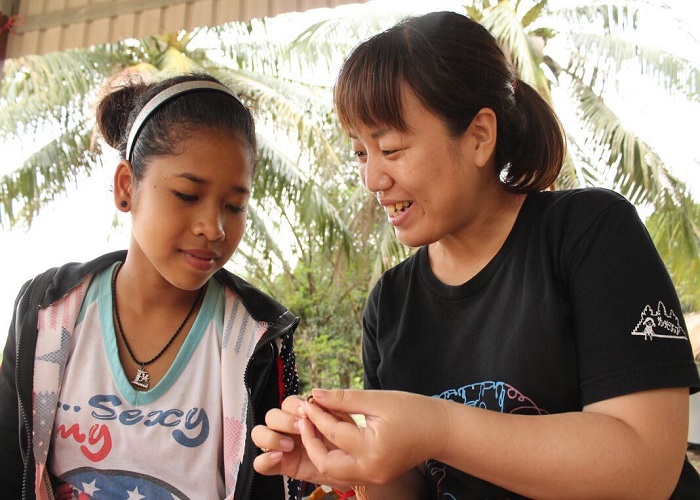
[428,191,526,286]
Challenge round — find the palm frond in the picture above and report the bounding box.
[564,32,699,99]
[370,222,412,285]
[521,0,549,29]
[645,191,700,311]
[479,2,551,93]
[157,46,206,74]
[239,203,298,282]
[288,7,408,68]
[343,186,410,283]
[555,132,607,189]
[254,130,352,254]
[207,18,344,84]
[544,1,699,97]
[1,49,119,103]
[569,73,676,202]
[0,95,70,139]
[219,67,343,180]
[0,50,119,138]
[0,127,100,225]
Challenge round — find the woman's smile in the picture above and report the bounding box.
[383,200,414,225]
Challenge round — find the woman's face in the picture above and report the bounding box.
[350,89,494,248]
[123,128,253,290]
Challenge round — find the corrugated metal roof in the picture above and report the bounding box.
[1,0,365,59]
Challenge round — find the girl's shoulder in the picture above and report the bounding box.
[213,267,298,329]
[19,251,125,310]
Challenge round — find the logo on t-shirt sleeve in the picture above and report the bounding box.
[631,301,688,341]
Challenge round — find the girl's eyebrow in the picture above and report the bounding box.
[174,172,250,194]
[175,172,206,184]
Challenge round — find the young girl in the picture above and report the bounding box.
[252,12,700,498]
[0,73,302,499]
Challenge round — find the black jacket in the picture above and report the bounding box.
[0,250,301,499]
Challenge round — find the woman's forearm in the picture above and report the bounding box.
[433,388,689,499]
[296,388,689,498]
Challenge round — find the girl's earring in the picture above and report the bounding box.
[120,200,128,208]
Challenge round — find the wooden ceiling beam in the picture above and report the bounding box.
[12,0,188,33]
[3,0,366,59]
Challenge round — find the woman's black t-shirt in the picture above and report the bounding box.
[363,188,700,498]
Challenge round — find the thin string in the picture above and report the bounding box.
[111,262,205,367]
[0,14,23,36]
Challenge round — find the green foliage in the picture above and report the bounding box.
[275,258,369,392]
[645,191,700,313]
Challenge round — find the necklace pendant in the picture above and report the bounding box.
[131,365,150,389]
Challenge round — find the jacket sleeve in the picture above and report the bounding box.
[249,330,304,499]
[0,279,33,495]
[279,331,312,498]
[279,330,300,400]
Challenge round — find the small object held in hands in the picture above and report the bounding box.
[306,394,358,425]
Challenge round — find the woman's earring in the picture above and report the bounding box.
[120,200,128,208]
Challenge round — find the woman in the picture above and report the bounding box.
[252,11,700,498]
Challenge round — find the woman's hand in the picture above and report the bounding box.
[296,388,449,487]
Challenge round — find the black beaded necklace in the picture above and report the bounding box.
[111,262,205,389]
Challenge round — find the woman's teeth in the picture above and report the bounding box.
[386,201,413,214]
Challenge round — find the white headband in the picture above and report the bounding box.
[125,80,241,162]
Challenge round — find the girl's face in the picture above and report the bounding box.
[120,128,253,290]
[350,89,496,248]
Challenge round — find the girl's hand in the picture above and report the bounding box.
[251,396,355,489]
[297,388,449,487]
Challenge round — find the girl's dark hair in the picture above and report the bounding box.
[334,11,565,192]
[96,73,256,180]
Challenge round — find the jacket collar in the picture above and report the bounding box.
[39,250,296,330]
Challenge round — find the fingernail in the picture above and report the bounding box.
[292,419,300,430]
[268,451,283,461]
[280,437,294,451]
[311,389,329,401]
